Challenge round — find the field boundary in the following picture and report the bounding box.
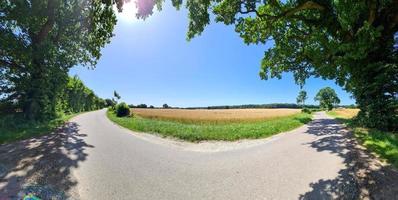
[105,109,313,151]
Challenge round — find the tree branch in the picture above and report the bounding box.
[367,0,377,24]
[0,59,22,70]
[280,1,325,18]
[239,1,325,20]
[34,0,57,45]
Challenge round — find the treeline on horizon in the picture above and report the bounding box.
[129,103,357,110]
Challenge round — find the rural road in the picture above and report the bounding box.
[1,109,398,199]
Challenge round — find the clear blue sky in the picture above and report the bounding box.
[69,2,355,107]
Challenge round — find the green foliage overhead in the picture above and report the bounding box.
[129,0,398,130]
[2,0,397,131]
[315,87,340,111]
[0,0,116,120]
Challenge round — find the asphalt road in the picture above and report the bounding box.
[1,109,397,199]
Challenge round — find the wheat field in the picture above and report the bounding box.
[332,108,360,119]
[132,108,301,123]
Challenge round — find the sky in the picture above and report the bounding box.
[69,1,355,108]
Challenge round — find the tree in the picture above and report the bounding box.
[115,102,130,117]
[105,99,116,108]
[136,104,147,108]
[315,87,340,111]
[296,90,307,108]
[127,0,398,130]
[61,76,106,113]
[0,0,116,120]
[163,104,169,109]
[114,91,121,101]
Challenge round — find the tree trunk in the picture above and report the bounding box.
[23,60,47,121]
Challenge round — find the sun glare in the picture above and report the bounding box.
[116,1,138,23]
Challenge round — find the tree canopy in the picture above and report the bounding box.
[129,0,398,130]
[61,76,106,113]
[0,0,116,119]
[315,87,340,111]
[296,90,307,107]
[1,0,397,130]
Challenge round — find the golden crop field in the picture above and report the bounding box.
[333,108,360,119]
[132,108,301,123]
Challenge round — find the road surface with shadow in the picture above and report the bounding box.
[1,110,397,199]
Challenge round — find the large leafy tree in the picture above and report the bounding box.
[129,0,398,130]
[314,87,340,111]
[0,0,116,120]
[296,90,307,108]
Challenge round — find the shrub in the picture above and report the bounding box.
[302,108,311,114]
[310,108,322,112]
[105,98,116,107]
[115,102,130,117]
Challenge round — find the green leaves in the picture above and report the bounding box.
[0,0,116,119]
[2,0,397,129]
[168,0,397,129]
[314,87,340,111]
[213,0,241,25]
[296,90,307,106]
[62,76,105,114]
[186,0,212,40]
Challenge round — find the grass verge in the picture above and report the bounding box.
[0,113,78,144]
[327,110,398,168]
[107,109,312,142]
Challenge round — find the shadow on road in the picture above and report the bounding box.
[0,122,93,199]
[299,117,398,199]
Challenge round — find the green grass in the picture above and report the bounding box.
[107,110,312,142]
[326,110,340,118]
[354,128,398,167]
[327,111,398,168]
[0,113,78,144]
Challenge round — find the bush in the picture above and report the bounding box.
[310,108,322,112]
[105,98,116,108]
[302,108,311,114]
[115,102,130,117]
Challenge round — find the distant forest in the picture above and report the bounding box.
[188,103,357,110]
[130,103,357,109]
